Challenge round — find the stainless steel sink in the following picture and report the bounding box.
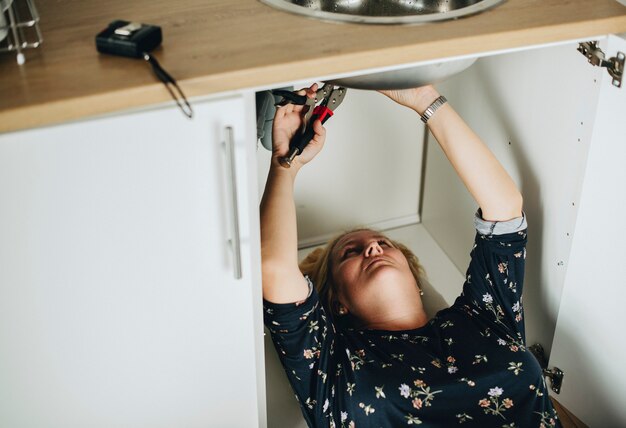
[326,57,478,89]
[260,0,506,25]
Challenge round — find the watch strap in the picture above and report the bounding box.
[420,95,447,124]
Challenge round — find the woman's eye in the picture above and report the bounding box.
[378,240,390,247]
[343,248,359,258]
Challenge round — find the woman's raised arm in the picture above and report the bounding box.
[380,85,523,222]
[260,84,327,303]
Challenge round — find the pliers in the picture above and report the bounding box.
[272,83,348,168]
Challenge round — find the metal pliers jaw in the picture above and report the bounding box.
[273,83,333,132]
[272,83,347,168]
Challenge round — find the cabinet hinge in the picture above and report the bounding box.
[529,343,564,394]
[578,41,624,88]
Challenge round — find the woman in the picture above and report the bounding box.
[260,84,561,427]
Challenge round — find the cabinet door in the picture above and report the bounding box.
[547,34,626,426]
[0,98,262,428]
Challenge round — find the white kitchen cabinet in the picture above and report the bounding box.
[0,95,266,428]
[546,34,626,425]
[261,34,626,427]
[0,30,623,428]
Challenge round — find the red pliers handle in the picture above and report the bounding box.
[277,85,347,168]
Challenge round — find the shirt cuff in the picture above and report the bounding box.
[474,209,527,236]
[304,275,314,298]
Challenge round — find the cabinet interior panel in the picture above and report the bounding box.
[257,89,425,246]
[548,34,626,426]
[421,41,602,357]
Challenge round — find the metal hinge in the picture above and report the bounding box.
[578,41,624,88]
[529,343,565,394]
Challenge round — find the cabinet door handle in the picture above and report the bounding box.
[224,126,242,279]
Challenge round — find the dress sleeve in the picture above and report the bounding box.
[452,210,529,341]
[263,276,335,417]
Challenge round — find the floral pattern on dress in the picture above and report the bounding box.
[478,386,514,419]
[264,215,561,427]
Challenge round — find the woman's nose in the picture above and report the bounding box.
[365,241,383,257]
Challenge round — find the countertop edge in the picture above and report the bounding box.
[2,15,626,134]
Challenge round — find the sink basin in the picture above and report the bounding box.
[326,57,478,89]
[260,0,506,25]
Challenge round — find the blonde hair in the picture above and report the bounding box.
[298,228,427,320]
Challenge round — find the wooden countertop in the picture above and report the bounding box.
[1,0,626,133]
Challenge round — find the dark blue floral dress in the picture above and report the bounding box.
[264,213,561,427]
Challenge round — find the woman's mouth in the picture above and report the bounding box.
[365,257,390,271]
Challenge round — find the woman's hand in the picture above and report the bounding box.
[378,84,441,115]
[272,83,327,171]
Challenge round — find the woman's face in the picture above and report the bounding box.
[330,230,420,322]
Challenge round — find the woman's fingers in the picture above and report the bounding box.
[312,118,326,140]
[280,84,319,115]
[276,83,319,112]
[298,84,318,109]
[306,83,319,98]
[273,83,320,143]
[275,103,292,116]
[306,120,326,152]
[297,119,326,166]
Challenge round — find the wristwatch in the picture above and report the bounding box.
[420,95,447,124]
